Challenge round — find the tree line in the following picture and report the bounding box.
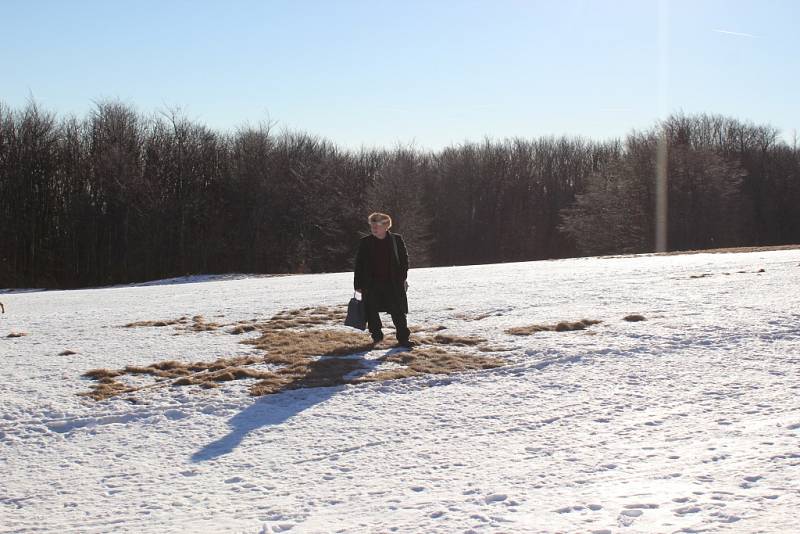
[1,100,798,288]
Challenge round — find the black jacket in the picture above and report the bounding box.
[354,232,409,313]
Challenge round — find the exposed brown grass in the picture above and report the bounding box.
[7,332,27,338]
[506,319,602,336]
[84,368,123,380]
[416,333,487,346]
[506,324,552,335]
[555,320,601,331]
[83,355,269,400]
[624,314,647,322]
[354,347,505,383]
[258,306,348,330]
[79,381,139,401]
[125,317,188,328]
[59,350,78,356]
[244,328,373,359]
[124,315,222,332]
[477,344,512,352]
[123,305,349,336]
[249,357,366,395]
[84,304,509,401]
[228,324,258,335]
[184,315,222,332]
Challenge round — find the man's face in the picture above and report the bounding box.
[370,221,388,239]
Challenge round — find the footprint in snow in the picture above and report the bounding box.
[621,509,643,517]
[625,503,659,511]
[556,504,597,514]
[711,511,742,523]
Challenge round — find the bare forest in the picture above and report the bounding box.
[1,101,798,288]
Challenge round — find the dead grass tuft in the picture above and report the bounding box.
[84,368,123,380]
[507,319,602,336]
[125,317,187,328]
[554,320,601,332]
[477,344,511,352]
[7,332,27,338]
[184,315,222,332]
[79,381,139,401]
[228,324,257,335]
[417,333,487,346]
[258,306,348,330]
[355,347,505,383]
[244,328,373,359]
[624,314,647,322]
[506,324,551,335]
[59,350,78,356]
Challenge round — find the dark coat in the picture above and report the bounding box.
[354,232,409,314]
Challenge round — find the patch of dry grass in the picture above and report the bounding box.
[124,315,222,332]
[228,324,258,335]
[125,317,188,328]
[84,304,508,401]
[354,347,505,383]
[7,332,27,338]
[416,333,487,346]
[84,368,124,380]
[244,328,373,360]
[79,382,139,401]
[506,319,602,336]
[624,314,647,322]
[249,358,366,396]
[183,315,222,332]
[257,306,348,331]
[59,350,78,356]
[124,305,349,336]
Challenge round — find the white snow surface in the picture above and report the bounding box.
[2,250,799,533]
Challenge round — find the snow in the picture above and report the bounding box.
[2,249,799,533]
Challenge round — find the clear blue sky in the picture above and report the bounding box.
[2,0,798,150]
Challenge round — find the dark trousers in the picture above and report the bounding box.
[365,282,410,343]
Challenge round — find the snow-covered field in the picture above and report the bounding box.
[2,249,799,533]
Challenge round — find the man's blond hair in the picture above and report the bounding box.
[368,212,392,228]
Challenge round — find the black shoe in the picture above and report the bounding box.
[371,333,384,344]
[397,339,415,349]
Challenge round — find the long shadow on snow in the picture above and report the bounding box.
[190,347,407,463]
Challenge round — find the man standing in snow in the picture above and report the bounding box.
[354,212,412,348]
